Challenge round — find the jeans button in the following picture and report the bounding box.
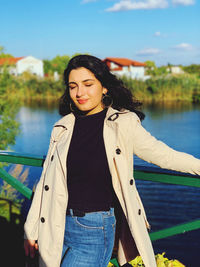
[41,217,45,223]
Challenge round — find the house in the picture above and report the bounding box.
[167,66,184,75]
[103,57,147,80]
[0,56,44,77]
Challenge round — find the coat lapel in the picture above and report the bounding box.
[53,107,129,182]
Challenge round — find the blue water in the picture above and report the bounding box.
[8,101,200,266]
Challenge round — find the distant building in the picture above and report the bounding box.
[0,56,44,77]
[167,66,184,75]
[103,57,148,80]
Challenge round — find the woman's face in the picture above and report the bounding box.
[68,67,108,116]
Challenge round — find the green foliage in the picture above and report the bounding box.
[0,45,13,58]
[108,253,185,267]
[0,165,29,222]
[51,55,71,74]
[0,70,20,150]
[182,64,200,76]
[43,53,87,75]
[121,74,200,102]
[144,61,168,76]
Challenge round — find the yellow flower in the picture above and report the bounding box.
[129,256,144,266]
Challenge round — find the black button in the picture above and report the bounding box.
[51,155,54,161]
[138,209,141,215]
[130,179,133,185]
[44,185,49,191]
[41,217,45,223]
[116,148,121,154]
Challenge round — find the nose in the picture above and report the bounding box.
[76,84,85,97]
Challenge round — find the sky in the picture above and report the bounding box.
[0,0,199,66]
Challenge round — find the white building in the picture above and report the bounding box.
[167,66,184,75]
[103,57,147,80]
[0,56,44,77]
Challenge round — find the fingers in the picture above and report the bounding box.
[24,239,38,258]
[35,241,38,250]
[30,243,35,258]
[24,240,29,257]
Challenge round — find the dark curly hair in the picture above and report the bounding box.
[59,55,145,120]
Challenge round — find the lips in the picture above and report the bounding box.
[77,99,88,104]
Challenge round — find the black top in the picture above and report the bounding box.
[66,108,115,212]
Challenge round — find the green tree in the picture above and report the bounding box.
[183,64,200,76]
[51,55,71,74]
[0,70,20,150]
[144,61,156,76]
[43,59,54,75]
[0,45,13,58]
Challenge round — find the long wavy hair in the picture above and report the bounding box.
[59,55,145,120]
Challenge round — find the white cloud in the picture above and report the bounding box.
[136,48,162,56]
[105,0,169,12]
[105,0,195,11]
[153,31,168,38]
[172,0,195,6]
[154,31,161,37]
[81,0,98,4]
[172,43,193,51]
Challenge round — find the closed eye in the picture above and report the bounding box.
[69,86,77,90]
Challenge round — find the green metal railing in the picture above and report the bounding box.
[0,151,200,266]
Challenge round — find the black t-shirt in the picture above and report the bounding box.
[66,108,115,212]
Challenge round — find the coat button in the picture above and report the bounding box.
[130,179,134,185]
[138,209,141,215]
[41,217,45,223]
[44,185,49,191]
[116,148,121,154]
[51,155,54,161]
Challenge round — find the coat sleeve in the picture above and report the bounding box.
[24,133,55,240]
[130,113,200,176]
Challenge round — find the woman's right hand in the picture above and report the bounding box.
[24,239,38,258]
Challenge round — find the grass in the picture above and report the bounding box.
[1,71,200,104]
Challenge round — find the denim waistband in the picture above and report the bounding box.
[66,207,114,217]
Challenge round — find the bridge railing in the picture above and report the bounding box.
[0,151,200,244]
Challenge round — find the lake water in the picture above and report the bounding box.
[8,101,200,266]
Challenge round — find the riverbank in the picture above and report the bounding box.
[122,73,200,103]
[1,71,200,103]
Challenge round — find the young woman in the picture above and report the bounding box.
[24,55,200,267]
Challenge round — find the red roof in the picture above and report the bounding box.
[0,57,24,65]
[103,57,146,67]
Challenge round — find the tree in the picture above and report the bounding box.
[0,70,20,150]
[183,64,200,76]
[0,45,13,58]
[144,61,156,76]
[43,53,86,76]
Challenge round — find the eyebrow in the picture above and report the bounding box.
[68,79,95,85]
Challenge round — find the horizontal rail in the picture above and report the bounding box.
[0,151,200,244]
[134,165,200,188]
[0,151,45,167]
[1,151,199,187]
[150,219,200,241]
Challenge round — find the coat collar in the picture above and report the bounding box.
[54,106,130,129]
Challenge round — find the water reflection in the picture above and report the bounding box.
[143,101,200,119]
[22,99,59,111]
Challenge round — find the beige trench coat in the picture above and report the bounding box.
[24,107,200,267]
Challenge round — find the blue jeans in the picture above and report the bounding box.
[61,208,116,267]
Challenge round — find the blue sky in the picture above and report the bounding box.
[0,0,199,66]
